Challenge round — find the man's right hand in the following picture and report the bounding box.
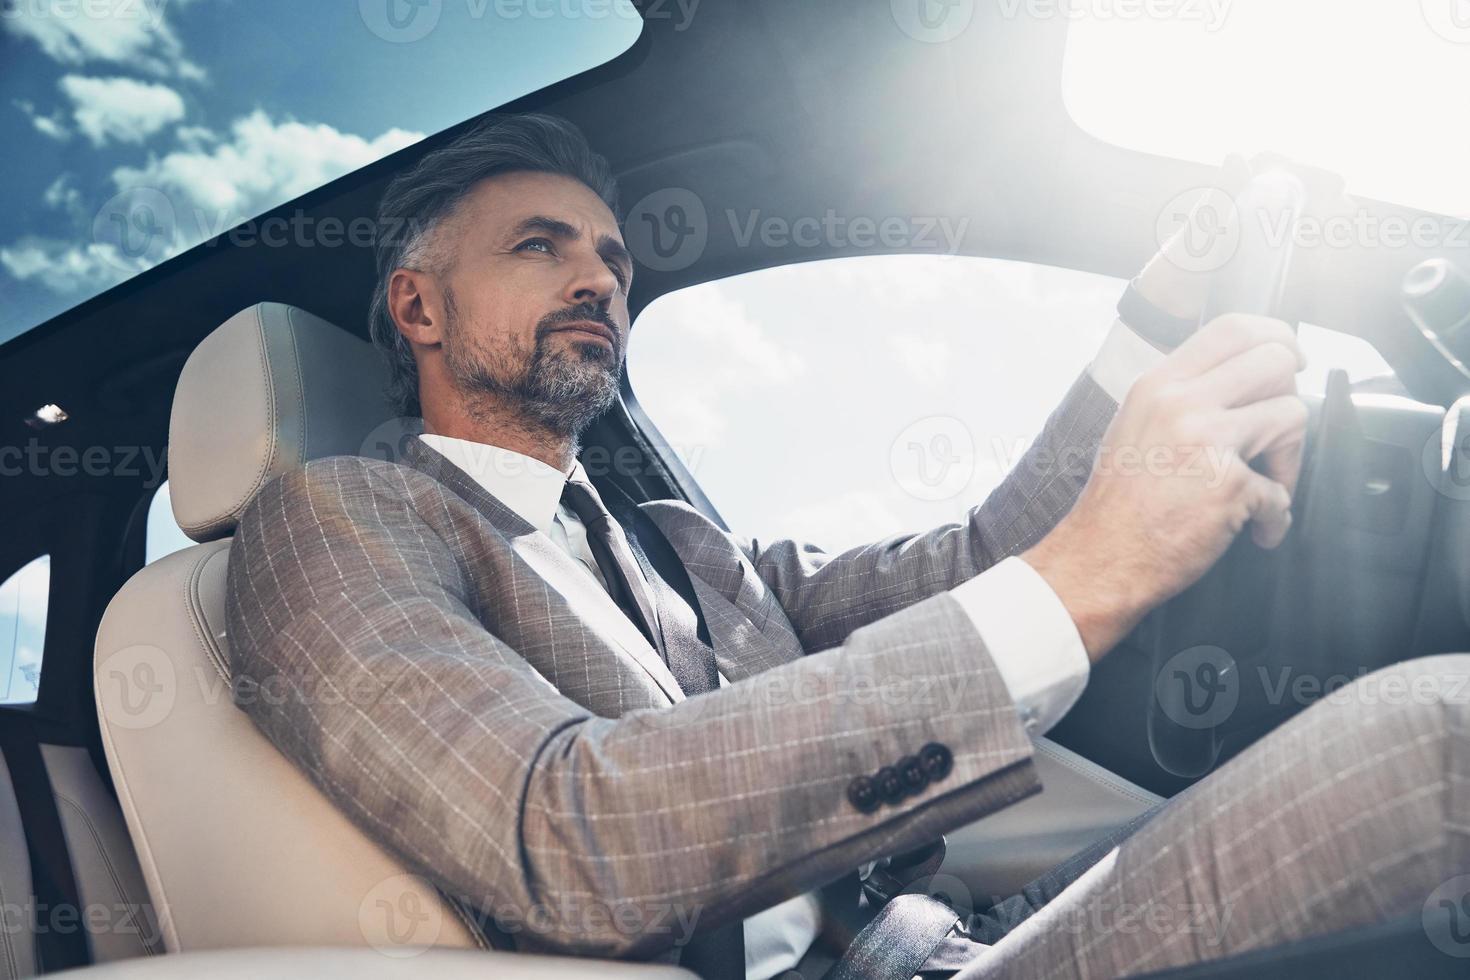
[1024,314,1308,660]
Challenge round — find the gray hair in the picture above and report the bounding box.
[367,113,620,416]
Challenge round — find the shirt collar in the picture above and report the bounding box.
[417,433,587,535]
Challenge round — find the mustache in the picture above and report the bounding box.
[536,305,618,337]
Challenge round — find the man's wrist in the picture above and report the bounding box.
[1021,523,1153,662]
[1117,279,1198,353]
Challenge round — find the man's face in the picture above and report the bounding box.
[429,171,633,436]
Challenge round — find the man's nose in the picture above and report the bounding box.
[564,253,619,308]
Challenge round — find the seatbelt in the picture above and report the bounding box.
[0,730,91,972]
[821,893,962,980]
[859,838,948,910]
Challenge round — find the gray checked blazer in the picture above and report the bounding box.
[224,372,1116,961]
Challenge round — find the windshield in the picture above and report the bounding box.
[0,0,644,345]
[1063,0,1470,217]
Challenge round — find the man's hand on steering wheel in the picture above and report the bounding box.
[1025,316,1306,661]
[1023,164,1308,662]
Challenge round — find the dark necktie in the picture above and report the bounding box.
[558,478,744,979]
[559,479,662,654]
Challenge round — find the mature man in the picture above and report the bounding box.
[225,113,1470,979]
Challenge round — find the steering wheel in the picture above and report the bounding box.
[1145,169,1306,777]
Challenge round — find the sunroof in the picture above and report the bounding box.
[0,0,644,345]
[1063,0,1470,218]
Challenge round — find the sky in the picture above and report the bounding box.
[0,555,47,705]
[1064,0,1470,217]
[629,255,1391,554]
[0,0,643,344]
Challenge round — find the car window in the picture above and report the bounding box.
[0,0,644,344]
[627,255,1393,554]
[145,481,193,565]
[0,555,50,706]
[1063,0,1470,217]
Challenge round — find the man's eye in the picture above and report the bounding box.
[609,264,629,288]
[516,238,554,254]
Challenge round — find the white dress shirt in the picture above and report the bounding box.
[415,316,1161,979]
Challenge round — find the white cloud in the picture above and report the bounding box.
[32,113,70,140]
[1,0,206,79]
[0,237,142,295]
[59,74,185,146]
[645,285,807,387]
[173,123,212,148]
[2,112,425,301]
[885,331,954,388]
[41,173,86,223]
[111,110,423,224]
[12,98,70,141]
[764,489,908,554]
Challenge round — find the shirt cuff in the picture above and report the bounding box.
[949,556,1090,736]
[1088,317,1166,404]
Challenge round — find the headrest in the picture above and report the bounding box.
[169,303,397,542]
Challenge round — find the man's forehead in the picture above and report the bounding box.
[466,172,620,237]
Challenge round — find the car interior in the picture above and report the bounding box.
[3,1,1470,977]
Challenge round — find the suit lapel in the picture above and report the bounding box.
[510,533,687,704]
[598,481,725,693]
[399,435,687,705]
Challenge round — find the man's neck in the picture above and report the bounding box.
[421,405,576,474]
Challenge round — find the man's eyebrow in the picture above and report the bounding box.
[508,215,579,240]
[597,234,632,269]
[507,217,631,269]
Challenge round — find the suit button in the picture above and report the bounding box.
[919,743,953,782]
[875,766,906,805]
[897,756,929,794]
[847,775,880,813]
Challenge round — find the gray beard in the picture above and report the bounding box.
[441,291,621,439]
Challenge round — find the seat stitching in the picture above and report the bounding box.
[179,304,279,537]
[92,668,178,952]
[1035,740,1161,809]
[0,814,19,979]
[54,792,163,956]
[184,546,230,684]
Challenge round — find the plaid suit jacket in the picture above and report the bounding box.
[224,372,1115,961]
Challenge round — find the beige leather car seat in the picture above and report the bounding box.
[93,303,692,977]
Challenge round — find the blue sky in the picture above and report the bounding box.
[0,0,642,343]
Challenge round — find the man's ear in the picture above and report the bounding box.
[387,268,445,348]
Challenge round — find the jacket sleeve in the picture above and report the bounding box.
[225,455,1039,961]
[744,371,1116,653]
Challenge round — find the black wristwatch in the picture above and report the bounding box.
[1117,277,1199,352]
